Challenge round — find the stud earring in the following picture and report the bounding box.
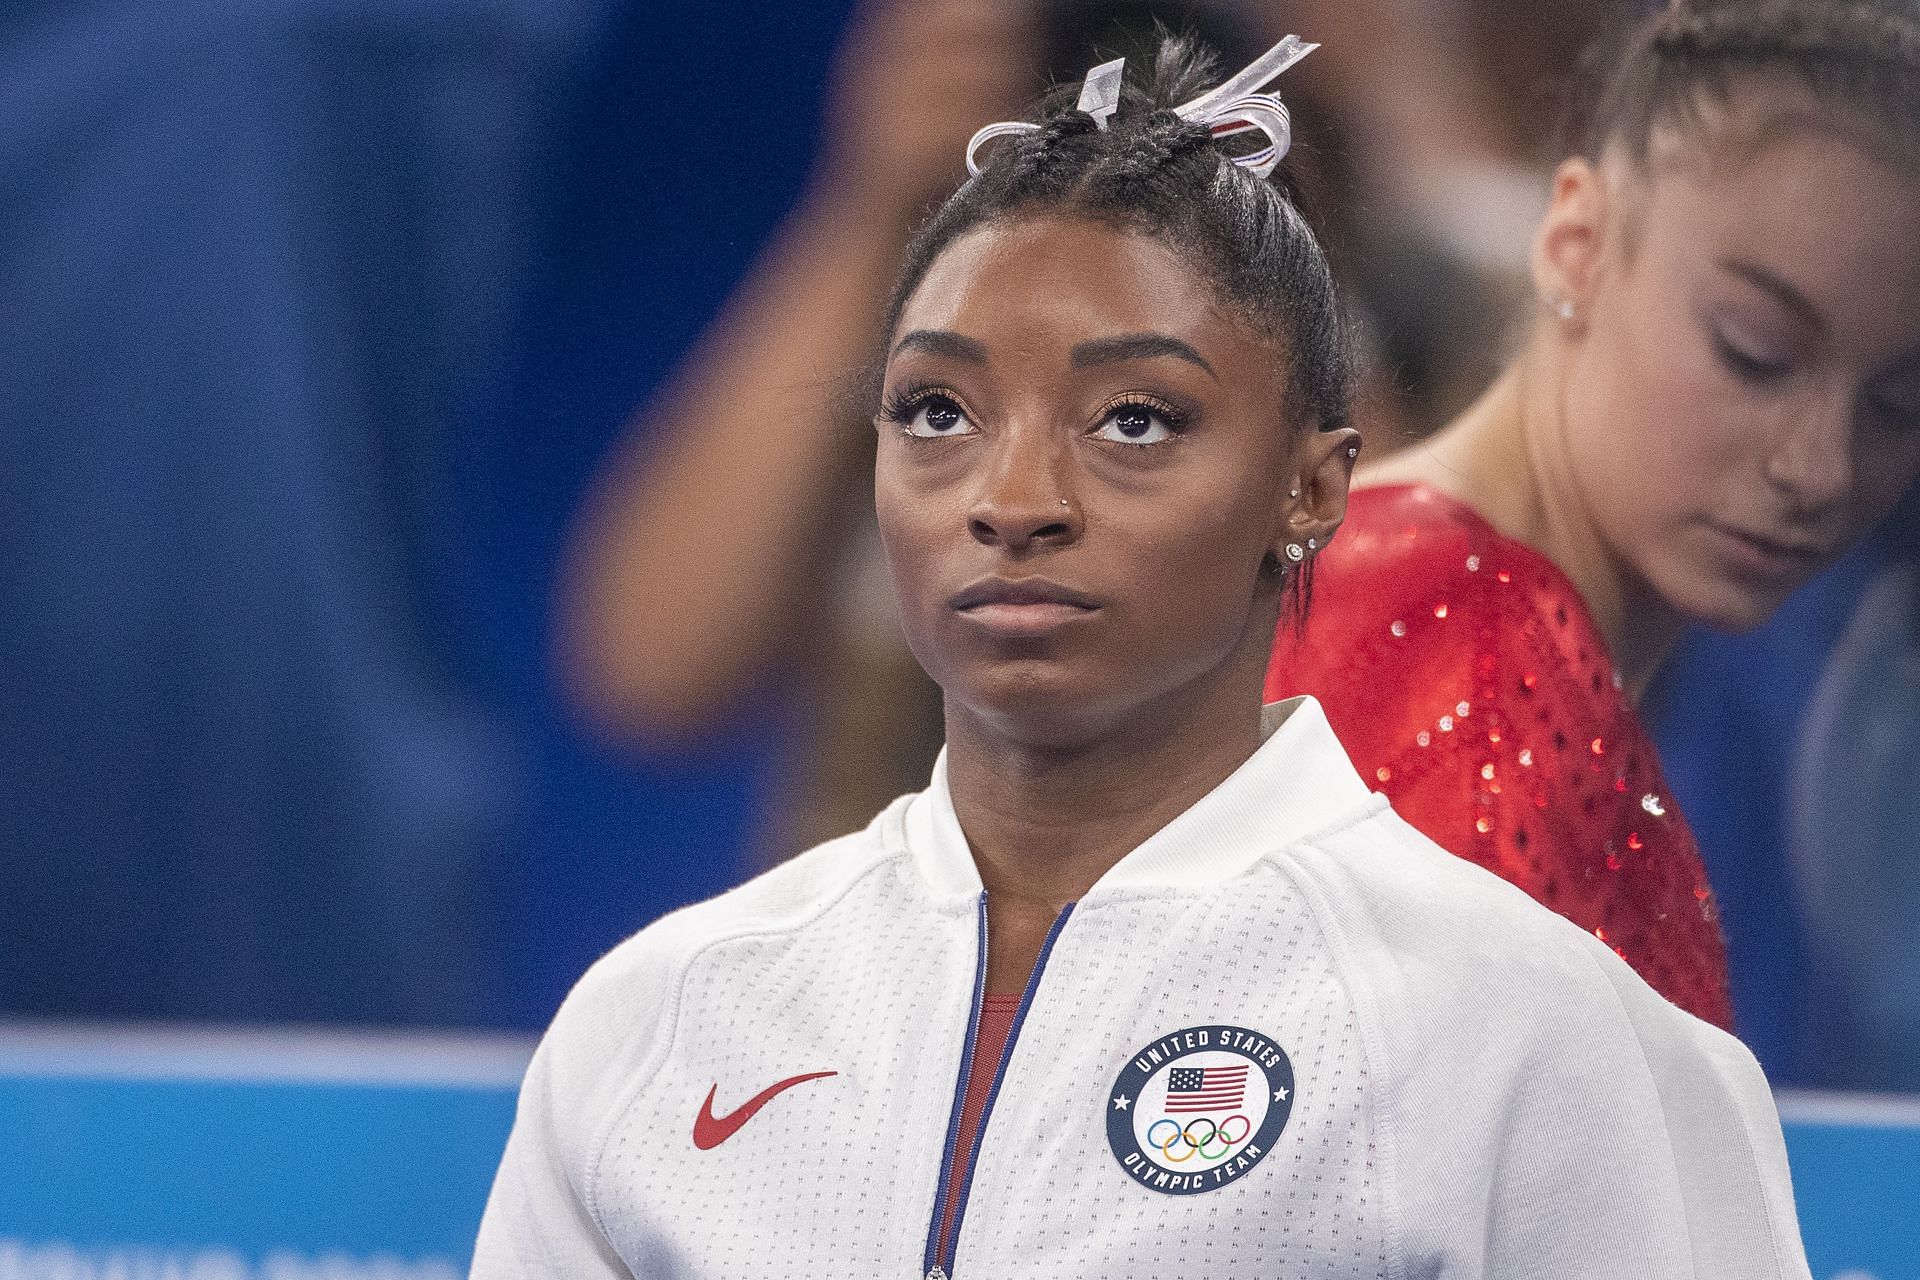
[1548,295,1577,322]
[1284,543,1305,563]
[1346,446,1359,459]
[1306,537,1318,551]
[1289,488,1300,499]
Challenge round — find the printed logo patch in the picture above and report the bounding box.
[1106,1024,1294,1195]
[692,1071,837,1150]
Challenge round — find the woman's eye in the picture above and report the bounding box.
[1092,403,1175,445]
[903,396,974,438]
[1711,331,1792,384]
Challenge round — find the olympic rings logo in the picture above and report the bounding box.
[1144,1114,1252,1162]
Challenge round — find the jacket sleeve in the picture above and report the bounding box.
[470,1028,634,1279]
[1578,954,1811,1280]
[1386,938,1811,1279]
[470,927,683,1279]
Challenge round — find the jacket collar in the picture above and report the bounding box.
[903,696,1378,903]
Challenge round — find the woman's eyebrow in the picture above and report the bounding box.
[1719,258,1826,335]
[891,329,989,362]
[1070,333,1217,380]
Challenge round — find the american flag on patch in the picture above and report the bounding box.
[1164,1064,1249,1112]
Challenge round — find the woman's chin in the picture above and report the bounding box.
[1670,573,1800,635]
[945,665,1127,749]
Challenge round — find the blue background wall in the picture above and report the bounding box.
[0,0,854,1033]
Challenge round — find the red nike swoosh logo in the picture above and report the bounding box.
[692,1071,837,1150]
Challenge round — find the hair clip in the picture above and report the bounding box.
[1078,57,1125,130]
[964,35,1318,180]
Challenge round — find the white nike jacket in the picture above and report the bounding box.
[473,697,1809,1279]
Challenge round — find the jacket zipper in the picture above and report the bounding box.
[921,893,1074,1280]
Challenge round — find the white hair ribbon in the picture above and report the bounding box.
[1077,56,1127,129]
[963,35,1318,180]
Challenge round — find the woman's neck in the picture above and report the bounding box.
[1364,346,1684,699]
[941,663,1267,915]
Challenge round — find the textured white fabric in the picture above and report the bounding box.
[473,697,1809,1279]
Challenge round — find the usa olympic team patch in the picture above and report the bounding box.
[1106,1024,1295,1195]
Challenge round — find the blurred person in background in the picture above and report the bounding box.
[1267,0,1920,1031]
[0,0,604,1025]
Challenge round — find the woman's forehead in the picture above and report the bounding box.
[1634,120,1920,343]
[892,215,1267,364]
[1643,79,1920,185]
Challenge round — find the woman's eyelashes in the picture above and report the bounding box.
[1696,315,1920,434]
[878,384,1192,446]
[1089,396,1188,447]
[881,385,976,439]
[1710,327,1794,386]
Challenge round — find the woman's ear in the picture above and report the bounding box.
[1531,156,1611,325]
[1279,426,1362,559]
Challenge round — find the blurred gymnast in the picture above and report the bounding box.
[1268,0,1920,1029]
[477,36,1806,1278]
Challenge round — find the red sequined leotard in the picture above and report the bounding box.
[1266,484,1733,1028]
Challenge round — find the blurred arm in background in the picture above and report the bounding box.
[1790,510,1920,1090]
[558,0,1036,741]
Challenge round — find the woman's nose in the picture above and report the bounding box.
[967,427,1080,551]
[1764,392,1855,519]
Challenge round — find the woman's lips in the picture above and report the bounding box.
[1708,522,1824,580]
[950,577,1100,636]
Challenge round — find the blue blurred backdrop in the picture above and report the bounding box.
[0,0,849,1030]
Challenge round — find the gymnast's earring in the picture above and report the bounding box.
[1547,294,1577,323]
[1289,488,1300,499]
[1284,543,1306,564]
[1306,538,1318,551]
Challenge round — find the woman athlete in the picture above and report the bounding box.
[476,37,1807,1278]
[1268,0,1920,1030]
